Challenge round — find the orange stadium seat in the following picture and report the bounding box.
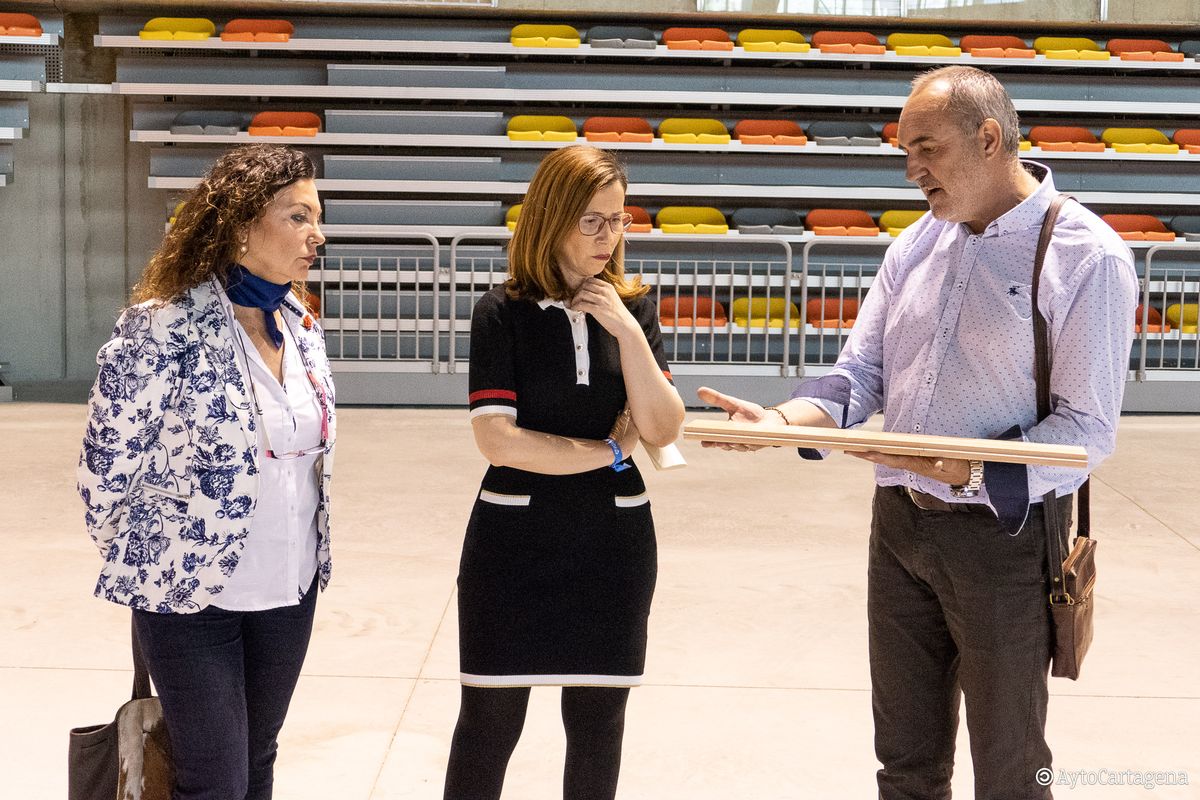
[733,120,807,146]
[811,30,885,55]
[582,117,654,143]
[806,208,878,236]
[248,111,321,136]
[0,12,42,36]
[659,295,728,327]
[663,27,733,51]
[1101,214,1175,242]
[221,19,294,43]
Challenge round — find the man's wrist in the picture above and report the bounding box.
[949,460,985,498]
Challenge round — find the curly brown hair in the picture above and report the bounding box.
[132,144,316,304]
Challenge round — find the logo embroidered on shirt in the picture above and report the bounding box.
[1008,285,1021,296]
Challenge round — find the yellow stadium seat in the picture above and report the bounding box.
[1033,36,1102,54]
[887,33,961,57]
[659,118,731,145]
[1102,128,1172,153]
[139,17,216,40]
[1166,304,1199,333]
[737,29,810,52]
[507,115,578,142]
[656,206,729,234]
[505,204,522,231]
[731,297,801,329]
[879,209,924,235]
[511,24,581,48]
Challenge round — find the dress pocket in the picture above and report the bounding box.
[614,492,649,508]
[142,482,194,501]
[478,489,532,507]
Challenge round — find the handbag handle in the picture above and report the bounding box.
[131,616,153,700]
[1031,194,1091,602]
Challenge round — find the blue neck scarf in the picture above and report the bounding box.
[224,265,290,349]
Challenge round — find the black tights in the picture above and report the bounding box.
[443,685,630,800]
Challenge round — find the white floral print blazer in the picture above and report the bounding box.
[78,279,336,613]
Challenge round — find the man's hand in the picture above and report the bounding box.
[847,451,971,486]
[695,386,771,451]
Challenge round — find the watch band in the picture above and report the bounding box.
[950,459,984,498]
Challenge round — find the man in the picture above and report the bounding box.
[701,66,1136,799]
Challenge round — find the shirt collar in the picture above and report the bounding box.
[536,298,565,311]
[983,161,1056,238]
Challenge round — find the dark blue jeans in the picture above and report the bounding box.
[132,578,318,800]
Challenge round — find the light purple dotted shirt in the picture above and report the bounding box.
[803,163,1138,506]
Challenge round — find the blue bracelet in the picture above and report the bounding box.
[604,437,631,472]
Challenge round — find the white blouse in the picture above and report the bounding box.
[216,296,322,611]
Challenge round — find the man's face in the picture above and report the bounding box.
[897,84,993,232]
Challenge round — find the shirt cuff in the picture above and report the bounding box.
[789,375,851,460]
[985,424,1031,535]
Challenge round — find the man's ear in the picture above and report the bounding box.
[979,118,1003,158]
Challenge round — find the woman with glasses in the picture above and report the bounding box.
[444,145,685,800]
[78,143,334,800]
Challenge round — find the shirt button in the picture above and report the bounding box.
[577,370,584,376]
[576,345,582,351]
[914,423,922,432]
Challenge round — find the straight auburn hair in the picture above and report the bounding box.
[506,145,648,302]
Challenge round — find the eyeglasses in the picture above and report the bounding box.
[578,212,634,236]
[232,324,329,460]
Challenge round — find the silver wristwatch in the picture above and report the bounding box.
[949,460,984,498]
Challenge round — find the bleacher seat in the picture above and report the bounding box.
[806,208,878,236]
[139,17,215,41]
[169,110,249,135]
[1164,303,1199,334]
[221,19,294,43]
[505,204,522,231]
[807,121,880,147]
[811,30,885,55]
[659,118,731,145]
[960,34,1034,58]
[656,206,729,234]
[733,120,807,146]
[1135,305,1169,334]
[886,32,961,57]
[736,29,810,53]
[732,208,805,235]
[882,121,899,145]
[248,111,320,137]
[510,24,581,48]
[582,117,653,143]
[1181,40,1200,59]
[1027,125,1105,152]
[0,13,42,37]
[806,297,860,328]
[731,297,800,328]
[1033,36,1109,60]
[507,115,577,141]
[586,26,656,50]
[1101,127,1177,154]
[625,206,653,233]
[1101,213,1175,241]
[662,27,733,51]
[1173,129,1200,154]
[1169,215,1200,241]
[1106,38,1183,62]
[659,295,728,327]
[879,209,924,236]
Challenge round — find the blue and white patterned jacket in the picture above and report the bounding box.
[78,279,336,613]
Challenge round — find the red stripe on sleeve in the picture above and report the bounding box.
[469,389,517,403]
[662,370,673,380]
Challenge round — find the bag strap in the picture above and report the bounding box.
[131,616,152,700]
[1032,194,1089,602]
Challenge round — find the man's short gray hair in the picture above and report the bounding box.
[911,66,1021,156]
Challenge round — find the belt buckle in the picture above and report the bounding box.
[905,486,943,512]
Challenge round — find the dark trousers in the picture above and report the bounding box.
[131,578,318,800]
[869,486,1064,800]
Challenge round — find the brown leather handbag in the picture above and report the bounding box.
[1032,194,1097,681]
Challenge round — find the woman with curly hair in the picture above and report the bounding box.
[443,145,684,800]
[78,143,335,800]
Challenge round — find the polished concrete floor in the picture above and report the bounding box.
[2,403,1197,799]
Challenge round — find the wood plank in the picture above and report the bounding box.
[682,420,1088,468]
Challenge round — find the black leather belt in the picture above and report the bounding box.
[903,486,990,514]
